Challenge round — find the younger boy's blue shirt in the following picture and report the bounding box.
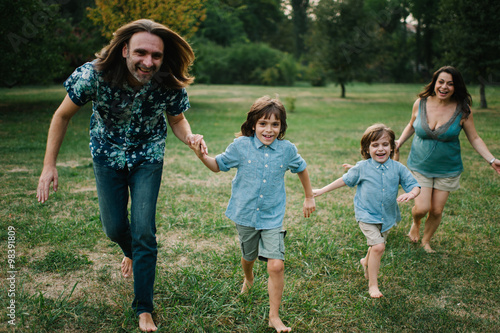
[342,158,419,233]
[215,135,307,230]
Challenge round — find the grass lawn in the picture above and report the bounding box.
[0,82,499,332]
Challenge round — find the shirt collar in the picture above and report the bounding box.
[252,134,278,150]
[369,157,391,170]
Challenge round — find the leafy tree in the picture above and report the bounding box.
[87,0,207,39]
[0,0,72,86]
[408,0,439,77]
[196,0,247,46]
[311,0,375,97]
[438,0,500,108]
[291,0,309,59]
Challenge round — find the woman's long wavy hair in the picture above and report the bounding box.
[237,96,288,139]
[419,66,472,118]
[94,19,194,89]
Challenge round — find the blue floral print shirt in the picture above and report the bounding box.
[64,61,190,170]
[215,135,307,230]
[342,158,420,233]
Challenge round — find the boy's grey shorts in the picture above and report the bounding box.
[235,224,286,262]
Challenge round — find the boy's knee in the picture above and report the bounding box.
[371,243,385,254]
[267,259,284,275]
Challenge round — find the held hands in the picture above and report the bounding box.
[187,134,208,158]
[491,159,500,175]
[303,197,316,218]
[37,166,58,203]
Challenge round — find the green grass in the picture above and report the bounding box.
[0,82,499,332]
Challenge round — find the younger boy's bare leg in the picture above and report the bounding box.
[121,256,133,278]
[241,257,256,293]
[138,312,157,332]
[267,259,291,332]
[360,247,371,280]
[367,243,385,298]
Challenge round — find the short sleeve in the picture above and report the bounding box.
[63,62,97,106]
[286,142,307,173]
[164,88,190,116]
[398,162,420,192]
[215,138,242,172]
[342,162,362,187]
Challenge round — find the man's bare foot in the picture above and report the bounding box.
[121,257,133,278]
[407,223,420,243]
[240,278,254,294]
[368,286,383,298]
[422,242,436,253]
[269,316,291,332]
[360,258,368,279]
[138,312,157,332]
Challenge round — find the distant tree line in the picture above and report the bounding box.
[1,0,499,104]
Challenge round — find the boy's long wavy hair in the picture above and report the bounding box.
[94,19,194,89]
[237,96,288,139]
[360,124,395,160]
[419,66,472,118]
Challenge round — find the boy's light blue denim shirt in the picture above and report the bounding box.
[215,134,307,230]
[342,158,420,233]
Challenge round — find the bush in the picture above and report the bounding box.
[191,38,300,86]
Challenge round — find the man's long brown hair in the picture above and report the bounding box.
[94,19,194,89]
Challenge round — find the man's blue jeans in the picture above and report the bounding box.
[93,161,163,315]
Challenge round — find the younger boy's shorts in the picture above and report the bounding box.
[358,222,390,246]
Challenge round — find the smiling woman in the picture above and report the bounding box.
[395,66,500,253]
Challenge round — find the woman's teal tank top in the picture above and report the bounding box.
[407,98,464,178]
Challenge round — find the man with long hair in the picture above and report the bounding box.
[37,19,207,332]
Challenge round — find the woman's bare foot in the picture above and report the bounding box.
[360,258,368,279]
[407,222,420,243]
[422,242,436,253]
[269,316,291,332]
[139,312,157,332]
[368,286,383,298]
[240,278,254,294]
[121,257,133,278]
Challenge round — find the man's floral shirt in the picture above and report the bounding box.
[64,61,190,169]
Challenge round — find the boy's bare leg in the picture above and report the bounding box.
[138,312,157,332]
[241,257,255,293]
[121,256,133,278]
[367,243,385,298]
[360,247,371,279]
[267,259,291,332]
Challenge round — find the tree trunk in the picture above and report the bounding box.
[341,83,346,98]
[480,82,487,108]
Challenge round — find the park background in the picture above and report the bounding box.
[1,0,499,332]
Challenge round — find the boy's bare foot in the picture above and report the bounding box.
[407,223,420,243]
[359,258,368,279]
[422,243,436,253]
[139,312,157,332]
[240,278,254,294]
[269,316,291,332]
[368,286,383,298]
[121,257,133,278]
